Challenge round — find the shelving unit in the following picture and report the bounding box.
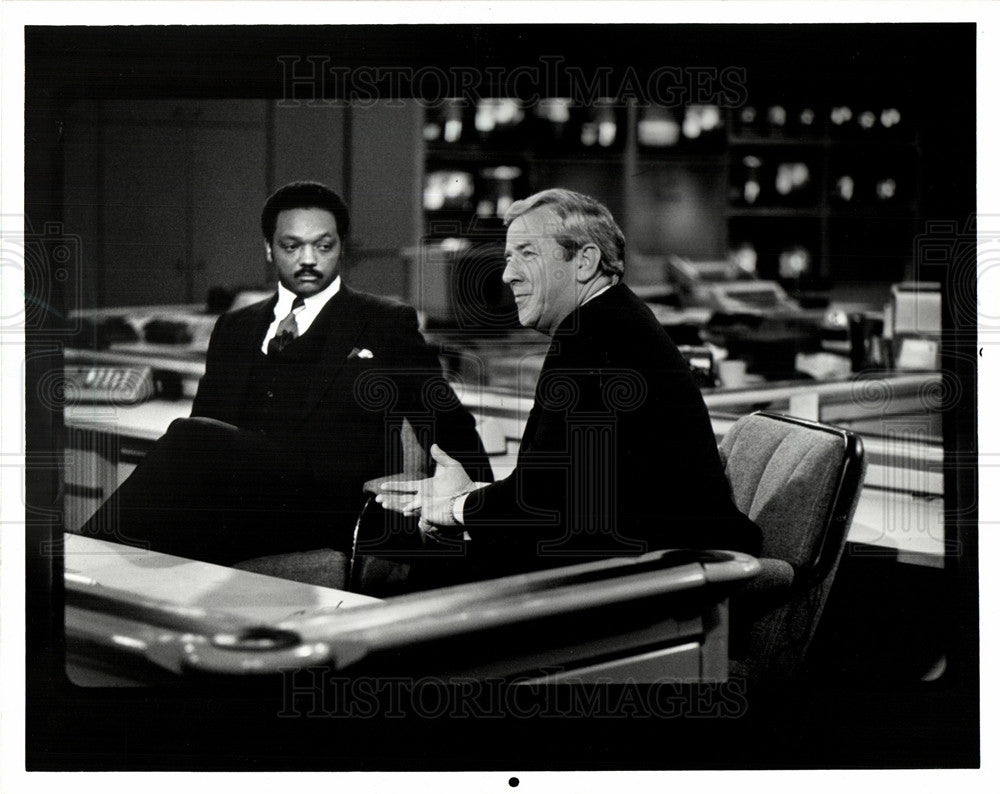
[724,101,920,288]
[415,96,922,324]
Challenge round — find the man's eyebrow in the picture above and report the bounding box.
[278,232,334,242]
[506,241,536,255]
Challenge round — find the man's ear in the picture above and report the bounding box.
[575,243,602,282]
[264,240,273,264]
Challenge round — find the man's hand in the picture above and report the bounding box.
[376,444,473,526]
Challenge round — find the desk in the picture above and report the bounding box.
[63,535,757,685]
[64,390,947,567]
[64,534,378,621]
[64,534,378,685]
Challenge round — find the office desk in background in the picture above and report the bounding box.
[64,374,948,569]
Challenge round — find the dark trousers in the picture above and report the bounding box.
[78,418,364,566]
[76,417,478,593]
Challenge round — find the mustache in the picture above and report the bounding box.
[295,266,320,277]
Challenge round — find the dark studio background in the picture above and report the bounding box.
[23,24,978,770]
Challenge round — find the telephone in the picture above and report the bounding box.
[64,365,182,404]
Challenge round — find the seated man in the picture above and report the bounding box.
[79,181,492,581]
[379,189,761,581]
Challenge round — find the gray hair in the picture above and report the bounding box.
[503,188,625,278]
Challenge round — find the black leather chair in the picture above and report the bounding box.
[719,411,867,681]
[233,419,433,595]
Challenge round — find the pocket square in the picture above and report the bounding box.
[349,347,374,360]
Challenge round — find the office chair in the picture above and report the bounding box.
[232,419,433,595]
[719,411,866,681]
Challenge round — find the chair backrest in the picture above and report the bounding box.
[719,411,866,679]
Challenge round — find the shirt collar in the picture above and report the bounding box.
[551,281,621,339]
[581,278,619,306]
[274,275,342,315]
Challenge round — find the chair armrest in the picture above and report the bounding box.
[728,557,796,664]
[735,557,796,597]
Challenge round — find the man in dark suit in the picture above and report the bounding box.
[379,188,761,581]
[80,181,492,572]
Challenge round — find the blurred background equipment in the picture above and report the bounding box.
[887,281,942,370]
[58,90,929,393]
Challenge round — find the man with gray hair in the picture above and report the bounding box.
[379,188,760,581]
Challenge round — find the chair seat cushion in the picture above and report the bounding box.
[233,548,349,589]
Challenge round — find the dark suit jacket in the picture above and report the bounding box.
[460,284,761,579]
[78,284,491,572]
[191,284,493,501]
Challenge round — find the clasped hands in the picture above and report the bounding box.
[374,444,475,540]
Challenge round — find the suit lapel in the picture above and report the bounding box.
[304,284,372,411]
[519,336,563,456]
[517,296,599,457]
[518,406,541,455]
[228,295,276,407]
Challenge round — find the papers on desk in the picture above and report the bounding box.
[895,337,940,371]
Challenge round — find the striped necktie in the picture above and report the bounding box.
[267,297,305,355]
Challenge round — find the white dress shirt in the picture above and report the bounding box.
[582,279,617,306]
[260,275,342,354]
